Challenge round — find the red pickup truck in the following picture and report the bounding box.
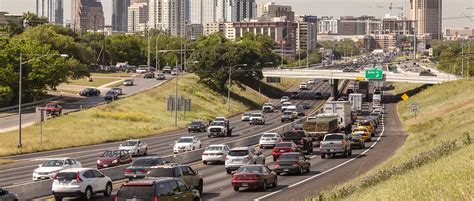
[45,102,62,116]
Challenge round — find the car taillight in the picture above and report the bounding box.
[154,196,159,201]
[202,153,208,155]
[114,195,118,201]
[251,175,261,180]
[293,162,300,166]
[341,141,346,145]
[76,171,82,182]
[300,139,305,145]
[125,169,134,173]
[247,156,252,160]
[225,157,229,160]
[274,161,280,167]
[139,170,148,174]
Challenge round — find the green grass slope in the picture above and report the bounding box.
[0,74,266,156]
[308,79,474,201]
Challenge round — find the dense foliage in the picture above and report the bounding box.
[431,40,474,77]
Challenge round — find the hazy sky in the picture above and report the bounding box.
[0,0,473,29]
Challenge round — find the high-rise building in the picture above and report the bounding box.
[149,0,186,36]
[190,0,217,25]
[216,0,256,22]
[113,0,131,32]
[318,16,339,35]
[72,0,105,32]
[410,0,442,40]
[36,0,63,25]
[296,15,317,52]
[128,2,148,32]
[256,2,292,20]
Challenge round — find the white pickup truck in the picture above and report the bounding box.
[207,120,230,138]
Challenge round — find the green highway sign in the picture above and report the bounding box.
[365,69,384,80]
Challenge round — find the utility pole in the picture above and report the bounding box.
[461,41,465,77]
[147,26,151,66]
[468,39,471,79]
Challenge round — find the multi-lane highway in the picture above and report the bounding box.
[0,76,408,201]
[0,80,329,187]
[0,76,168,133]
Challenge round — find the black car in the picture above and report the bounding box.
[104,90,119,100]
[124,157,167,180]
[146,164,203,195]
[290,91,299,99]
[300,102,310,109]
[188,121,207,132]
[281,130,313,154]
[79,88,100,96]
[315,92,323,99]
[419,70,437,76]
[273,152,311,175]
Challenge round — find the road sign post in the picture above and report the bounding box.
[36,107,46,145]
[411,103,419,120]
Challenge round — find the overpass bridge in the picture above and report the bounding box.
[262,68,459,97]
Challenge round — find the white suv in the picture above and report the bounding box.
[225,147,265,174]
[52,168,112,201]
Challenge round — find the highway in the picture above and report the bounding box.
[0,76,169,133]
[0,79,329,188]
[31,86,408,201]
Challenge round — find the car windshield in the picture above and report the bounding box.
[359,122,371,126]
[283,112,292,115]
[46,104,56,108]
[122,141,138,146]
[262,134,276,138]
[275,143,293,147]
[325,135,344,141]
[210,121,225,126]
[282,131,305,138]
[102,150,121,158]
[178,138,193,143]
[117,185,155,200]
[243,113,251,116]
[146,168,174,177]
[251,113,262,117]
[112,88,121,91]
[106,91,115,95]
[42,160,64,167]
[206,146,223,151]
[125,79,132,82]
[282,96,289,99]
[55,172,77,181]
[278,154,300,160]
[132,158,163,167]
[354,128,368,132]
[228,150,249,156]
[237,166,262,173]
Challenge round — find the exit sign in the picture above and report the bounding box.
[365,69,383,80]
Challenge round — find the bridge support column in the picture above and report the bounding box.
[331,79,339,99]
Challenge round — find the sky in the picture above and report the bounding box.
[0,0,473,29]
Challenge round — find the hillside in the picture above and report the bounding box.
[309,79,474,200]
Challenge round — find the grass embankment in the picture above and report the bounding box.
[68,77,121,87]
[309,79,474,201]
[0,74,266,156]
[265,78,305,91]
[388,83,424,95]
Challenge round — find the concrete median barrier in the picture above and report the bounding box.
[4,180,53,200]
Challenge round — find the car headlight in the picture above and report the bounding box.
[33,170,38,174]
[112,159,118,164]
[97,160,101,164]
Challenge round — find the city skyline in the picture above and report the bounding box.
[0,0,472,29]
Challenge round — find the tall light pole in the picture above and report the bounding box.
[227,64,247,113]
[18,53,68,148]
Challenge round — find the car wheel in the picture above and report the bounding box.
[276,172,281,176]
[198,180,203,195]
[226,169,232,174]
[273,157,276,162]
[262,180,268,191]
[203,160,207,165]
[208,135,211,138]
[144,148,147,156]
[199,144,202,148]
[348,150,352,156]
[321,154,326,159]
[83,187,92,200]
[104,182,112,197]
[233,186,239,192]
[262,159,266,164]
[54,197,62,201]
[342,151,347,158]
[306,165,311,173]
[272,177,278,187]
[137,150,140,156]
[299,167,304,175]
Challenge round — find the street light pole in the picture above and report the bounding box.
[227,64,247,113]
[18,53,23,148]
[17,53,68,148]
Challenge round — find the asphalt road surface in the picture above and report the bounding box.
[0,76,169,133]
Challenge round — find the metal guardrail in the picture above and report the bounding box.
[0,97,61,113]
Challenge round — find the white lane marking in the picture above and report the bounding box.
[254,105,386,201]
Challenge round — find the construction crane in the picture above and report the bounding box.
[389,3,405,19]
